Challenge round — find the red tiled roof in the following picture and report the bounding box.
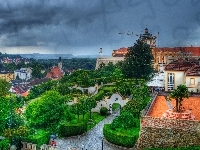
[186,65,200,76]
[46,66,63,79]
[165,59,195,71]
[112,47,128,57]
[154,47,200,56]
[21,91,29,97]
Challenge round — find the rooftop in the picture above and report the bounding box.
[154,47,200,56]
[165,59,195,71]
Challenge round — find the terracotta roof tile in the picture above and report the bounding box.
[165,59,195,71]
[154,47,200,56]
[46,66,63,79]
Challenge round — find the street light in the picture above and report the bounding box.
[102,137,104,150]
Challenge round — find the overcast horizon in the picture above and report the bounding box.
[0,0,200,56]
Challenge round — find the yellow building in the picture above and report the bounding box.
[152,47,200,72]
[0,72,15,82]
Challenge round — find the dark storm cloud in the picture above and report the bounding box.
[0,0,199,55]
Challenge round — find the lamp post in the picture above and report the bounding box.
[102,137,104,150]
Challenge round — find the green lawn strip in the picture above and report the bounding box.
[86,113,105,131]
[26,97,40,105]
[112,103,120,111]
[73,112,105,131]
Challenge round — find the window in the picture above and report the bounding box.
[168,73,174,91]
[190,78,195,85]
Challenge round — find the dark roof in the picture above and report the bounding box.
[29,78,50,86]
[165,59,195,71]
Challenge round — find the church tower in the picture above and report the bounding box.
[58,57,62,69]
[139,28,157,48]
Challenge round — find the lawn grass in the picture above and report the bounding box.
[115,127,140,136]
[73,112,105,131]
[112,103,120,111]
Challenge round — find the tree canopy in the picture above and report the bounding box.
[169,84,189,112]
[0,79,11,97]
[25,90,65,129]
[122,40,153,80]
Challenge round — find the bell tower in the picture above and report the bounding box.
[58,57,62,69]
[140,28,157,48]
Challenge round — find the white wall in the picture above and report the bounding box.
[165,71,185,91]
[14,68,32,81]
[185,76,200,92]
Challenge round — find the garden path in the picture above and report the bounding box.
[56,109,134,150]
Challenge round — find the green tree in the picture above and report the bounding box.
[169,84,189,112]
[121,100,143,118]
[122,40,153,81]
[0,79,11,97]
[25,91,65,129]
[0,97,9,134]
[31,61,44,79]
[110,112,135,131]
[70,103,82,120]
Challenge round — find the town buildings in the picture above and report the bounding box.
[14,68,32,81]
[96,28,200,73]
[0,72,15,82]
[46,57,64,80]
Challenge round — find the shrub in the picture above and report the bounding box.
[22,129,49,149]
[0,139,9,150]
[100,107,108,116]
[103,124,138,148]
[58,121,87,137]
[93,90,104,101]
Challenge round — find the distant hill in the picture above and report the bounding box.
[20,54,74,59]
[0,54,22,58]
[73,55,111,58]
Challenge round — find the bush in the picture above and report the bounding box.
[103,124,138,148]
[0,139,9,150]
[58,121,87,137]
[22,129,49,149]
[100,107,108,116]
[93,90,104,101]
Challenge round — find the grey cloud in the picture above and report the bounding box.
[0,0,199,55]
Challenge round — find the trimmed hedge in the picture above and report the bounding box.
[59,121,87,137]
[103,124,138,148]
[22,129,49,149]
[0,139,9,150]
[93,90,104,101]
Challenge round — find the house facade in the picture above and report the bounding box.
[14,68,32,81]
[0,72,15,82]
[164,58,200,92]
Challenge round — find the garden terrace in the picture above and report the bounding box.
[137,95,200,149]
[148,95,200,120]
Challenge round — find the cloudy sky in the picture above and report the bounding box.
[0,0,200,56]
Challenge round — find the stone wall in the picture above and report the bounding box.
[141,116,200,130]
[137,127,200,149]
[137,116,200,149]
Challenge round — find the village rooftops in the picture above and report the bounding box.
[112,47,128,57]
[186,65,200,76]
[165,59,195,71]
[153,47,200,56]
